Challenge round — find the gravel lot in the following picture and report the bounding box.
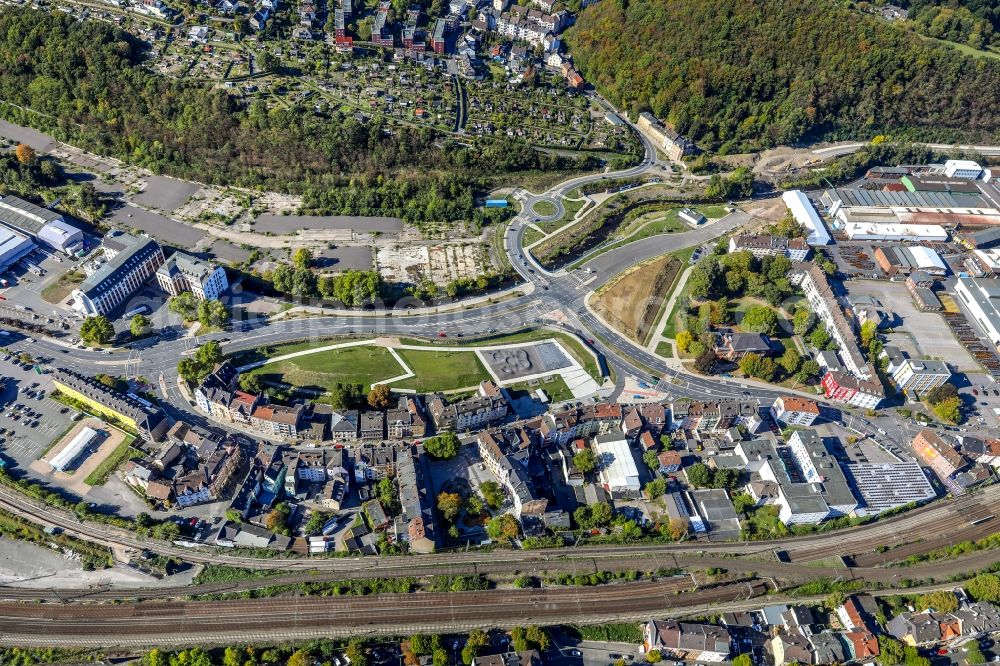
[0,120,57,152]
[109,204,207,247]
[255,214,404,233]
[131,175,200,212]
[315,246,374,271]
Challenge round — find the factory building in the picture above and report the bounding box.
[0,196,85,256]
[782,190,830,245]
[0,224,35,271]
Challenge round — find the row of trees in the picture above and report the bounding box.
[169,293,230,328]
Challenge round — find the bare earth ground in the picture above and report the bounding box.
[593,254,681,343]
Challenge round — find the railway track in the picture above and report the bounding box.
[0,580,770,647]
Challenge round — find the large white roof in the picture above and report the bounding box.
[595,436,640,491]
[906,245,946,271]
[782,190,830,245]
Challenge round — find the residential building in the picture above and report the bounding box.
[396,446,436,553]
[386,396,427,439]
[155,251,229,301]
[768,630,812,665]
[770,396,820,427]
[354,443,397,482]
[912,428,968,482]
[72,231,165,316]
[674,400,757,432]
[636,113,695,161]
[657,450,682,474]
[713,330,772,362]
[728,234,810,261]
[843,632,881,660]
[800,264,884,408]
[360,411,385,441]
[837,595,879,633]
[431,18,446,53]
[787,430,857,516]
[643,619,731,662]
[477,429,547,518]
[427,386,507,432]
[51,368,170,441]
[331,409,359,442]
[250,404,304,439]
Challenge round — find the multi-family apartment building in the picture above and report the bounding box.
[728,234,810,261]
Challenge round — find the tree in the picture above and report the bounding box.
[376,477,400,515]
[303,510,331,536]
[676,330,693,354]
[732,492,756,516]
[525,626,549,651]
[779,347,801,375]
[424,432,461,459]
[741,305,779,335]
[643,449,661,471]
[966,572,1000,602]
[860,320,878,348]
[686,462,711,487]
[810,327,831,350]
[465,493,485,517]
[932,396,962,424]
[694,350,716,374]
[879,637,905,666]
[80,315,114,345]
[130,313,151,337]
[927,383,959,405]
[287,650,312,666]
[645,477,667,498]
[590,501,612,525]
[467,629,489,650]
[409,635,431,656]
[14,143,36,165]
[437,491,463,522]
[169,291,198,321]
[646,650,662,664]
[731,656,752,666]
[239,372,264,394]
[739,353,776,381]
[345,642,367,666]
[461,647,476,665]
[917,590,959,613]
[197,299,230,328]
[329,382,365,410]
[573,447,598,473]
[486,513,520,544]
[95,373,123,392]
[292,247,312,270]
[965,643,986,666]
[688,256,723,299]
[432,650,448,666]
[792,308,813,335]
[368,383,392,409]
[481,481,504,509]
[797,359,822,383]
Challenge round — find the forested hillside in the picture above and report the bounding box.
[564,0,1000,152]
[898,0,999,48]
[0,8,590,224]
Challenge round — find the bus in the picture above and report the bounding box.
[123,304,150,319]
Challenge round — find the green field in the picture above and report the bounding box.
[654,341,673,358]
[536,197,588,234]
[247,345,405,392]
[523,227,544,247]
[506,375,573,403]
[391,349,492,392]
[531,200,558,217]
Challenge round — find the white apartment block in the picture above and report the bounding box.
[770,396,820,427]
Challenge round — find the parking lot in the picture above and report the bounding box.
[0,357,77,470]
[843,280,979,372]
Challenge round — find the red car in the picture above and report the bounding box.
[438,331,447,338]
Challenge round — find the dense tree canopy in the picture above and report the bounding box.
[565,0,1000,152]
[0,9,591,223]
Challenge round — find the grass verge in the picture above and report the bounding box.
[84,434,136,486]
